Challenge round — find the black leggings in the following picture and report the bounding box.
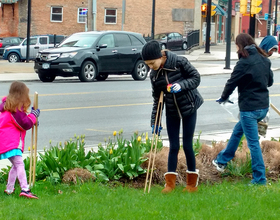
[166,111,197,172]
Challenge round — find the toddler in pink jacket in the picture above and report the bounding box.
[0,81,40,199]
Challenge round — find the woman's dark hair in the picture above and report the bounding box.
[235,33,267,58]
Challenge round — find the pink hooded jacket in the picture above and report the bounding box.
[0,97,37,154]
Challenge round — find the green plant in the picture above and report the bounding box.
[94,131,148,180]
[223,153,252,177]
[193,131,202,156]
[238,134,246,150]
[271,137,280,142]
[142,131,163,153]
[36,135,96,183]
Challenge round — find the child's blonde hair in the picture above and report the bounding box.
[4,81,31,113]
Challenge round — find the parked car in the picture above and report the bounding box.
[34,30,149,82]
[154,32,187,50]
[0,37,23,56]
[2,35,66,62]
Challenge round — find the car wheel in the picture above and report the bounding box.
[8,53,20,63]
[161,44,166,50]
[182,42,188,50]
[79,61,97,82]
[38,71,56,82]
[132,60,149,81]
[96,73,108,81]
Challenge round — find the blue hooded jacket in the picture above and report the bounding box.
[259,35,278,53]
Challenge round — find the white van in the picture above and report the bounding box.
[2,35,66,62]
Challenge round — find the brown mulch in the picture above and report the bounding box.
[62,168,95,184]
[137,140,280,188]
[62,140,280,187]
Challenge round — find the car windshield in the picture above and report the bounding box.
[58,34,99,48]
[154,33,167,40]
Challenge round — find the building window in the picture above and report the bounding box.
[78,8,88,23]
[104,9,117,24]
[51,6,63,22]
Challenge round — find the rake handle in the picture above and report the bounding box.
[29,92,38,187]
[144,91,164,193]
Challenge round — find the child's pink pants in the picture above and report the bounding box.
[6,156,29,191]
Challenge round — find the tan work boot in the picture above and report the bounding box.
[183,169,199,193]
[161,172,178,194]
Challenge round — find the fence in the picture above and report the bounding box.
[143,30,200,51]
[186,30,199,50]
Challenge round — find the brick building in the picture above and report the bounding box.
[0,0,198,38]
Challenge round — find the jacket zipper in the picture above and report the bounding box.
[186,92,194,108]
[164,71,182,119]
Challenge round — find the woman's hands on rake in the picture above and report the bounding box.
[151,125,163,136]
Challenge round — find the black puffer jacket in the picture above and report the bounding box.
[221,45,273,111]
[150,51,203,125]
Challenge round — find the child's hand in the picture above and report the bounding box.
[31,107,40,118]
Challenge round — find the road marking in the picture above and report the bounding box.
[31,89,151,97]
[86,128,115,133]
[42,102,152,111]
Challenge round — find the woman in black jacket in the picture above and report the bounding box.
[213,33,273,185]
[141,40,203,193]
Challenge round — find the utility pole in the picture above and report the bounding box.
[121,0,126,31]
[267,0,272,35]
[274,0,278,36]
[204,0,212,53]
[151,0,156,39]
[249,0,256,38]
[224,0,232,69]
[88,0,93,31]
[26,0,31,63]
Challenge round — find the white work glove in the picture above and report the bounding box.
[170,83,181,93]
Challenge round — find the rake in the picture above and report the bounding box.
[29,92,38,187]
[144,91,164,194]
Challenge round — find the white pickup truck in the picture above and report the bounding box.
[2,34,66,62]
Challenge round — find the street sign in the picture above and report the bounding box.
[277,25,280,32]
[264,13,268,20]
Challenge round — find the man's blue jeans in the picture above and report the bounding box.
[216,108,269,184]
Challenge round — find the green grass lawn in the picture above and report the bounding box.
[0,180,280,220]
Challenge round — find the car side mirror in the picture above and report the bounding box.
[97,44,108,49]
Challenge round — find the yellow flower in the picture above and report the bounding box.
[28,146,30,151]
[49,140,52,144]
[146,132,148,141]
[137,136,142,142]
[59,142,62,146]
[77,136,80,139]
[82,139,84,143]
[109,149,113,154]
[70,138,72,141]
[113,131,117,136]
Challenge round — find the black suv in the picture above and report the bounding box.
[34,31,149,82]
